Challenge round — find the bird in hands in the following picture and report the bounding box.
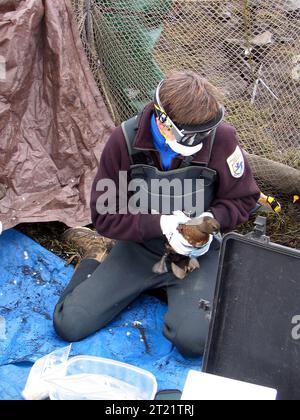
[153,216,220,280]
[178,216,220,247]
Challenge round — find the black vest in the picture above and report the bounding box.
[121,115,219,217]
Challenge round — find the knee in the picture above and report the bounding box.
[53,302,91,342]
[164,322,208,358]
[175,331,206,358]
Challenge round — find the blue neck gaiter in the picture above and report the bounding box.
[150,114,178,171]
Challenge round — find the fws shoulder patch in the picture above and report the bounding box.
[227,146,245,178]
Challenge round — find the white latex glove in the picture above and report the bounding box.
[160,210,194,256]
[188,212,215,258]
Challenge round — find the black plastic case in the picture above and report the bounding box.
[202,217,300,400]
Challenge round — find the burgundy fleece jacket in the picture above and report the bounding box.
[90,103,260,242]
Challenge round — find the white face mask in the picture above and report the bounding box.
[156,117,204,157]
[165,138,204,156]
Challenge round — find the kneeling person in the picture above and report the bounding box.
[53,70,260,357]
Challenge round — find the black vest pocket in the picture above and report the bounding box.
[129,164,218,216]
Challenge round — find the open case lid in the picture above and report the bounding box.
[203,217,300,400]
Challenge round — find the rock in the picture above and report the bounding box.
[292,55,300,81]
[251,31,273,47]
[285,0,300,11]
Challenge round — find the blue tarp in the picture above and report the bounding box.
[0,229,201,400]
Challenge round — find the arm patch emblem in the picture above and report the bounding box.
[227,146,245,178]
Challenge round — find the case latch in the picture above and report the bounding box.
[199,299,212,321]
[246,216,270,243]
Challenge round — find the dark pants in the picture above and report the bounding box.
[53,238,220,357]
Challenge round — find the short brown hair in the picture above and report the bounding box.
[159,70,224,126]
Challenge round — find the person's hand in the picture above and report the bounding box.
[160,211,194,256]
[189,236,213,257]
[183,212,216,258]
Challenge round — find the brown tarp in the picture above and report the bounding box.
[0,0,114,231]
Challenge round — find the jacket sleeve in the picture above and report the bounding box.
[209,125,260,232]
[90,127,162,242]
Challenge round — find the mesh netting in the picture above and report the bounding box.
[71,0,300,197]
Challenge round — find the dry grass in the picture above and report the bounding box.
[237,204,300,250]
[17,222,83,266]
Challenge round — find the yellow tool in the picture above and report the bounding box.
[258,193,281,214]
[293,195,299,204]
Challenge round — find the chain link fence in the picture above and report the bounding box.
[71,0,300,197]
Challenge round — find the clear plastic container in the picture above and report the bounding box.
[48,356,157,400]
